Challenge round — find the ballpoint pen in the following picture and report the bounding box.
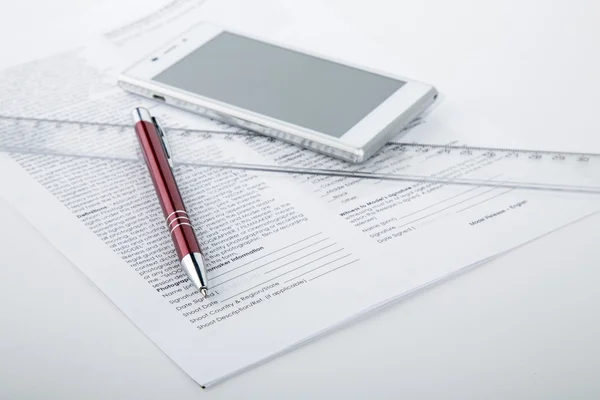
[132,107,209,297]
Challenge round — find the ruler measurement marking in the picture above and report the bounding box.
[2,114,599,158]
[1,114,599,194]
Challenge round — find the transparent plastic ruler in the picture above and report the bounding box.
[1,114,599,194]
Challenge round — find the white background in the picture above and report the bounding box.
[1,0,600,398]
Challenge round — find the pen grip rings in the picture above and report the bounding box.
[165,210,201,258]
[167,210,191,233]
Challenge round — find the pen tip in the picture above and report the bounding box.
[201,288,208,298]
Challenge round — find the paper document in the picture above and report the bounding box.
[1,0,599,387]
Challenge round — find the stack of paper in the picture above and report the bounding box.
[0,0,598,387]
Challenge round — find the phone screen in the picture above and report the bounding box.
[152,32,405,137]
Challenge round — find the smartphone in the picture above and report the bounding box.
[119,23,438,163]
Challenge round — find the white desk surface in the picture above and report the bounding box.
[1,0,599,398]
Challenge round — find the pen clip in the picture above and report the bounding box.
[152,116,174,168]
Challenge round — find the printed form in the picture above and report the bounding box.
[1,0,599,386]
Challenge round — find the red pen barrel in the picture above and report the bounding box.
[134,119,202,260]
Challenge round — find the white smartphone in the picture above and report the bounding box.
[119,23,438,163]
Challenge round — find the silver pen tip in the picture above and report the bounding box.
[200,288,208,298]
